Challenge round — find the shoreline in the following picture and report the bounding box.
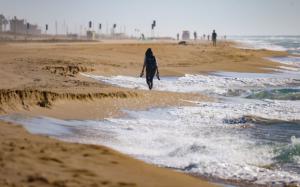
[0,120,217,187]
[0,40,295,187]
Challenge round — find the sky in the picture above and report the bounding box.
[0,0,300,37]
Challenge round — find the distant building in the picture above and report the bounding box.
[67,33,78,40]
[0,14,8,32]
[9,17,41,35]
[149,36,174,40]
[86,30,96,40]
[182,31,190,40]
[113,33,126,39]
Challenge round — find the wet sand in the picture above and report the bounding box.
[0,120,217,187]
[0,40,287,187]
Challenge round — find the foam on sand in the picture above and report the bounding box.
[82,72,300,96]
[266,56,300,72]
[1,98,300,186]
[3,70,300,186]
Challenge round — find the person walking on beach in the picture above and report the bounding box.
[212,30,217,46]
[140,48,160,90]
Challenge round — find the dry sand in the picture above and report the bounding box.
[0,40,287,187]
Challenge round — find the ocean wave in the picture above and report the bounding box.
[247,88,300,100]
[268,56,300,68]
[231,39,287,51]
[82,73,300,96]
[279,66,300,72]
[2,98,300,185]
[223,115,300,125]
[229,36,300,54]
[274,136,300,164]
[288,47,300,51]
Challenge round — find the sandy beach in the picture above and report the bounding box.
[0,40,288,187]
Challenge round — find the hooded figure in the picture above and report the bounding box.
[140,48,160,90]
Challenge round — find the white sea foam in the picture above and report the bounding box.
[229,36,300,53]
[229,37,287,51]
[234,40,287,51]
[267,56,300,71]
[3,69,300,185]
[2,99,300,185]
[82,73,300,96]
[279,66,300,72]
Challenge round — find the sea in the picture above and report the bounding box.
[1,36,300,187]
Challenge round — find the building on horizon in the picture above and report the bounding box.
[86,30,96,40]
[9,17,41,35]
[182,30,190,40]
[0,14,9,32]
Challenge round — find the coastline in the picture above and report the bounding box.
[0,120,217,187]
[0,40,294,187]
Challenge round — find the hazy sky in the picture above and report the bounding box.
[1,0,300,37]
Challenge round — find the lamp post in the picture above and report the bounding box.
[151,20,156,39]
[26,22,30,41]
[113,24,117,39]
[98,23,102,37]
[45,24,48,35]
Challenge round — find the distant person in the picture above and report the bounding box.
[193,31,197,40]
[203,34,206,40]
[177,33,180,40]
[207,35,210,41]
[140,48,160,90]
[212,30,217,46]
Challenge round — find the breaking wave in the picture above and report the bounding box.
[229,36,300,55]
[247,88,300,100]
[2,98,300,186]
[223,115,300,125]
[82,73,300,97]
[274,136,300,164]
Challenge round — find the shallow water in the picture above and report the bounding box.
[246,88,300,100]
[2,70,300,186]
[229,36,300,55]
[82,72,300,97]
[2,99,300,186]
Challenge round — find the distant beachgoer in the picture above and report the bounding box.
[203,34,206,40]
[194,31,197,40]
[177,33,180,40]
[212,30,217,46]
[140,48,160,90]
[207,35,210,41]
